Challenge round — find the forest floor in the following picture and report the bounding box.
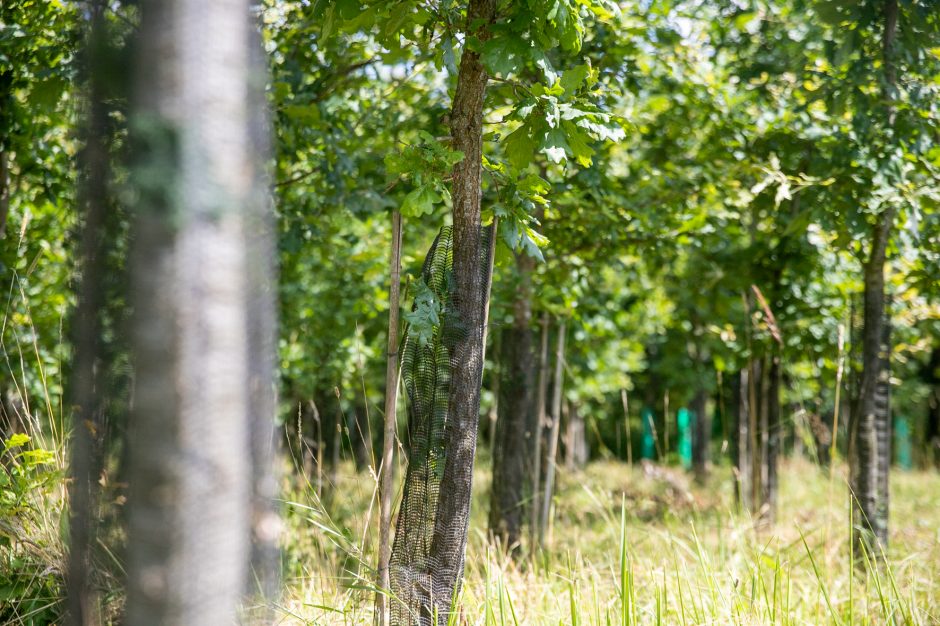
[277,456,940,625]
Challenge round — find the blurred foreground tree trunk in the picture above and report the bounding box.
[124,0,276,623]
[244,9,280,610]
[66,3,110,622]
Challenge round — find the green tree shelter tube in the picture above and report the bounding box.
[895,416,912,470]
[642,407,656,460]
[678,408,692,470]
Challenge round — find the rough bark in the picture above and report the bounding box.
[874,317,891,531]
[125,1,260,623]
[849,237,895,556]
[425,0,497,619]
[849,281,893,555]
[66,4,109,622]
[376,209,402,625]
[488,252,534,552]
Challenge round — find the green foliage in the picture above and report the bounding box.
[0,435,64,625]
[403,277,445,347]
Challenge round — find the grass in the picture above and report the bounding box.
[278,455,940,625]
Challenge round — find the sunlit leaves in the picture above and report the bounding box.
[403,278,443,347]
[386,131,464,217]
[504,123,539,171]
[481,37,531,78]
[401,185,441,217]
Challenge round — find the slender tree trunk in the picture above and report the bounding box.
[849,276,893,555]
[621,389,633,466]
[125,1,261,622]
[331,402,342,485]
[486,331,501,454]
[748,358,762,510]
[691,387,708,482]
[762,355,781,523]
[926,346,940,469]
[0,145,8,238]
[758,356,769,515]
[735,368,752,511]
[848,0,899,559]
[875,316,891,528]
[540,318,566,544]
[376,209,402,625]
[313,399,324,495]
[66,4,109,622]
[530,313,549,550]
[663,390,670,460]
[426,0,497,618]
[489,252,534,552]
[566,401,587,468]
[829,324,846,470]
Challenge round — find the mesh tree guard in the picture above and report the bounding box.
[390,225,490,625]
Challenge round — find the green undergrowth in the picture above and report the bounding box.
[279,456,940,625]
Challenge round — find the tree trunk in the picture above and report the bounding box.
[565,401,587,469]
[426,0,497,619]
[621,389,633,466]
[847,0,899,562]
[529,313,550,550]
[488,252,534,552]
[926,346,940,469]
[376,209,402,625]
[734,368,752,511]
[66,4,109,622]
[757,356,769,515]
[540,318,566,544]
[748,358,762,511]
[849,234,895,557]
[691,387,709,482]
[331,402,342,485]
[875,314,892,527]
[762,355,781,523]
[125,0,262,622]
